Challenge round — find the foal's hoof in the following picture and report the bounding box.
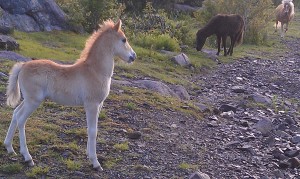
[25,159,35,167]
[93,166,103,171]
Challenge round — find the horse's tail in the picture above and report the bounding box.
[6,62,24,108]
[235,28,244,46]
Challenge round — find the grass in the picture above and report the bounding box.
[178,162,198,170]
[64,159,81,170]
[0,163,23,174]
[103,157,122,169]
[113,141,129,151]
[25,166,49,177]
[12,31,87,62]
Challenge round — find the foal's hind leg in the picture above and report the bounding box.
[85,102,103,171]
[4,101,24,154]
[17,99,41,166]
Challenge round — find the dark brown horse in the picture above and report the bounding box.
[196,14,244,56]
[275,0,294,37]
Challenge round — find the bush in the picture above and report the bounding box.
[57,0,125,32]
[133,33,180,52]
[194,0,274,45]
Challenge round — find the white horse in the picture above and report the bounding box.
[275,0,295,37]
[4,19,136,171]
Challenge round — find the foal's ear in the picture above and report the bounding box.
[113,19,122,32]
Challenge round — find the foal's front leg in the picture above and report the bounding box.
[84,102,103,171]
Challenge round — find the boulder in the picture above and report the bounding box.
[0,0,69,32]
[173,4,200,12]
[0,35,19,50]
[134,80,189,100]
[0,25,14,35]
[171,53,191,67]
[189,171,210,179]
[0,51,31,61]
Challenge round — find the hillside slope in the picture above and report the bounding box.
[0,17,300,179]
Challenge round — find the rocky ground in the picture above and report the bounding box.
[187,37,300,178]
[0,38,299,179]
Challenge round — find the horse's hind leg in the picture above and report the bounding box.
[216,36,221,56]
[85,102,103,171]
[275,21,278,32]
[222,36,227,56]
[17,99,41,166]
[228,36,236,56]
[4,101,24,154]
[281,24,285,38]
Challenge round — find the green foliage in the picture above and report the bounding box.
[113,141,129,151]
[178,162,198,170]
[56,0,85,27]
[103,157,122,169]
[99,110,108,120]
[64,159,81,170]
[57,0,125,32]
[133,33,180,52]
[125,102,137,110]
[26,166,49,177]
[194,0,274,45]
[0,163,23,174]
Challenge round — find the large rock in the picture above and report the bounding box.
[171,53,191,67]
[134,80,189,100]
[0,35,19,50]
[0,51,31,61]
[0,0,69,32]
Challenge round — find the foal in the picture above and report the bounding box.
[275,0,295,37]
[4,19,136,171]
[196,14,244,56]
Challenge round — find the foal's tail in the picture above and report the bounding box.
[6,62,24,108]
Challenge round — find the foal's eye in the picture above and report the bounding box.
[122,38,126,43]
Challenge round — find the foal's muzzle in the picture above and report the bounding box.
[129,52,136,63]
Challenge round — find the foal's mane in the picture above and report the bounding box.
[78,20,116,62]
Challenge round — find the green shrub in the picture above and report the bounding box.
[133,33,180,52]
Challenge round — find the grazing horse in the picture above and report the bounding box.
[196,14,244,56]
[4,19,136,171]
[275,0,295,37]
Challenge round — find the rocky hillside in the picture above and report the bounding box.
[0,0,68,32]
[0,12,300,179]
